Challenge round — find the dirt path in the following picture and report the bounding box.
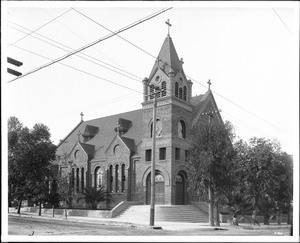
[8,214,292,236]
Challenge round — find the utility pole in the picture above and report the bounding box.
[200,108,222,226]
[146,85,162,226]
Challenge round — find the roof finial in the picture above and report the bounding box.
[207,79,212,91]
[80,112,84,122]
[165,19,171,36]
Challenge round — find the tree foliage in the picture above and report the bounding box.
[57,175,74,208]
[233,137,293,225]
[188,120,236,200]
[8,116,56,213]
[188,116,293,226]
[76,186,111,210]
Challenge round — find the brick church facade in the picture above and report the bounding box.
[54,34,222,208]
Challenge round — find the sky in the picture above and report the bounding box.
[2,1,299,157]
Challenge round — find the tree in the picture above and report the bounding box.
[46,190,61,217]
[8,117,56,214]
[189,120,236,226]
[234,137,293,225]
[57,175,74,209]
[76,186,111,210]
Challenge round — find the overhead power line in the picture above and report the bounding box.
[272,8,293,37]
[12,44,143,95]
[70,8,289,135]
[7,7,172,83]
[8,8,73,47]
[9,23,142,83]
[72,8,157,60]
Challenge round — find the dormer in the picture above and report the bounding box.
[114,118,132,136]
[82,125,99,142]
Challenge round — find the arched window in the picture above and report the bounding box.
[76,168,79,193]
[175,82,179,97]
[178,120,186,139]
[115,164,119,192]
[95,166,102,189]
[161,81,167,97]
[179,87,183,99]
[71,168,75,190]
[150,119,162,138]
[81,167,84,192]
[121,164,125,193]
[150,85,154,100]
[183,86,187,101]
[108,165,113,192]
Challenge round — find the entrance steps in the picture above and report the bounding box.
[115,205,208,223]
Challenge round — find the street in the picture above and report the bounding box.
[7,214,292,236]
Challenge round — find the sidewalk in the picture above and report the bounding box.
[8,209,226,231]
[8,209,291,232]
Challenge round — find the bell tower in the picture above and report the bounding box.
[141,27,194,205]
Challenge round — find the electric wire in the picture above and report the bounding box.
[9,7,289,136]
[12,44,143,95]
[39,7,127,71]
[272,8,293,37]
[75,8,288,135]
[8,23,142,84]
[7,7,172,83]
[72,7,158,60]
[8,8,73,47]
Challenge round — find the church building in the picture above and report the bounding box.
[54,33,222,209]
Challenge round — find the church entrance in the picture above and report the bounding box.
[175,173,186,205]
[146,172,165,205]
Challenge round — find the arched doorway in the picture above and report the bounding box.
[175,173,186,205]
[146,171,165,205]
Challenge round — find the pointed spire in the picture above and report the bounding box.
[148,35,182,79]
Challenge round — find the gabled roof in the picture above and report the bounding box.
[56,109,143,161]
[191,90,223,126]
[149,35,182,79]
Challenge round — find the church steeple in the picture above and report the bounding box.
[144,33,193,104]
[148,35,183,80]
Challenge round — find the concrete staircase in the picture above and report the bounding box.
[115,205,208,223]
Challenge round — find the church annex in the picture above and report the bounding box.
[54,33,223,208]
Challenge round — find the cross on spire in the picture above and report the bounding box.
[207,79,212,91]
[80,112,84,121]
[165,19,172,36]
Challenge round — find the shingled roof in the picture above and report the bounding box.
[56,109,143,161]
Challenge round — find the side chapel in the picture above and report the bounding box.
[54,33,223,208]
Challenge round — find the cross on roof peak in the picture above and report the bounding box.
[165,19,172,36]
[80,112,84,121]
[207,79,212,91]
